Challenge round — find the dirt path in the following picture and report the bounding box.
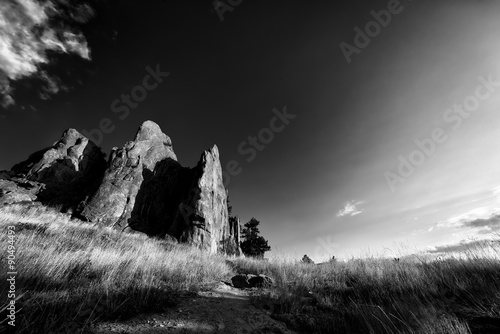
[91,282,296,334]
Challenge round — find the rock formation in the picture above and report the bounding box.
[0,120,241,255]
[224,217,242,256]
[0,128,106,209]
[79,120,179,229]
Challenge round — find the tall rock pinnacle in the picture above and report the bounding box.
[79,120,240,254]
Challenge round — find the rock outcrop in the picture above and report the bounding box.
[0,121,241,255]
[168,145,235,254]
[79,120,179,229]
[0,175,42,205]
[79,121,241,254]
[0,129,106,209]
[223,217,242,256]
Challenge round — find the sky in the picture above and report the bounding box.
[1,0,500,261]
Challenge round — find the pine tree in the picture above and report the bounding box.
[240,218,271,258]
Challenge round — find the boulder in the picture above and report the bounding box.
[249,274,274,288]
[231,274,274,288]
[231,274,256,288]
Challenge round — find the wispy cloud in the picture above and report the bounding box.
[437,207,493,228]
[438,206,500,236]
[428,239,499,254]
[337,200,365,217]
[38,71,69,100]
[0,0,93,106]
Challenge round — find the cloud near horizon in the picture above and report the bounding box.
[337,200,365,217]
[462,214,500,233]
[0,0,93,107]
[438,207,495,228]
[438,205,500,235]
[428,239,499,254]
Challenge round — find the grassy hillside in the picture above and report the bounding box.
[1,203,499,333]
[0,203,230,333]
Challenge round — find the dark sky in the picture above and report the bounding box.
[2,0,500,260]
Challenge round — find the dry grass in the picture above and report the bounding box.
[231,247,500,333]
[1,203,499,333]
[0,203,231,333]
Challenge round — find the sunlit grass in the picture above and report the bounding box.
[232,243,500,333]
[1,203,499,333]
[0,203,231,333]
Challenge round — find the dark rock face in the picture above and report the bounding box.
[0,129,106,209]
[222,217,242,256]
[170,146,238,254]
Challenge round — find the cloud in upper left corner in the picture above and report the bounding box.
[337,200,365,217]
[0,0,94,107]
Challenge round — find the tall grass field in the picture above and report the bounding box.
[1,203,499,333]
